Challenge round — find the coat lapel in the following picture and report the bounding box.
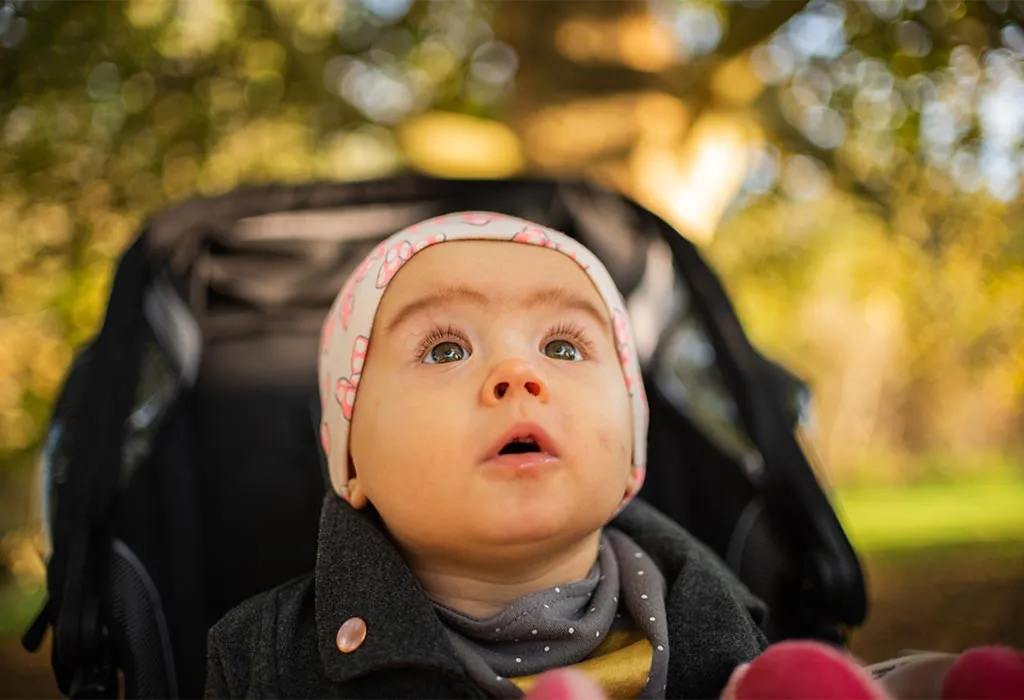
[614,500,769,698]
[314,493,468,685]
[313,493,767,697]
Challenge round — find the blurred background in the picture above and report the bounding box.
[1,0,1022,696]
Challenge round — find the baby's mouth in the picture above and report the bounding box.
[484,423,560,462]
[498,437,541,455]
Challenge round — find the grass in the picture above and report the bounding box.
[833,478,1024,552]
[0,582,44,640]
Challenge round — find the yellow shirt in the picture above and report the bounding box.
[509,630,654,699]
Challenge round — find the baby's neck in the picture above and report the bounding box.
[410,532,602,619]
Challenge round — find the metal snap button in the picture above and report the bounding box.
[336,617,367,653]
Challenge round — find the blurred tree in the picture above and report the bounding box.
[0,0,1022,537]
[702,0,1024,483]
[0,0,501,507]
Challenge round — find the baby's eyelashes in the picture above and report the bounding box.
[415,324,473,364]
[541,321,597,361]
[411,319,601,365]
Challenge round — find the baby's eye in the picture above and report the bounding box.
[423,341,470,364]
[543,339,582,362]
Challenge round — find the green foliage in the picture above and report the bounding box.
[835,476,1024,552]
[0,0,500,465]
[0,581,44,640]
[709,187,1024,482]
[0,0,1022,518]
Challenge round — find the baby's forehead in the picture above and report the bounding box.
[376,239,610,329]
[380,239,609,310]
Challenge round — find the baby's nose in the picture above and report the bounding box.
[481,358,550,405]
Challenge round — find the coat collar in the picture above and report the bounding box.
[314,493,468,685]
[313,492,767,690]
[613,496,770,697]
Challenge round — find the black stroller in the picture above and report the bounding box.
[23,176,867,699]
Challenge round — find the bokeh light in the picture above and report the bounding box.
[1,3,1023,676]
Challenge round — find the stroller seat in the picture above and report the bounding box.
[25,176,866,699]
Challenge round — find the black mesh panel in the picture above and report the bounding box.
[108,539,178,699]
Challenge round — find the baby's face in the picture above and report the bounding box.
[349,240,633,561]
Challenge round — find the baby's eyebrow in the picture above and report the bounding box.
[385,286,487,332]
[524,286,609,327]
[385,284,609,332]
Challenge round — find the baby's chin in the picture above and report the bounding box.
[465,490,617,548]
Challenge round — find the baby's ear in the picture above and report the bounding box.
[343,453,369,509]
[623,465,644,499]
[347,477,369,509]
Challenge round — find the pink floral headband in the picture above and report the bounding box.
[318,212,649,507]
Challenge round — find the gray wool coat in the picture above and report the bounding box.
[205,494,769,699]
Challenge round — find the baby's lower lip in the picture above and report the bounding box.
[482,452,559,473]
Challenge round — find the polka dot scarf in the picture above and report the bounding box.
[434,528,670,698]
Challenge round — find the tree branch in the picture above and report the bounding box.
[715,0,812,57]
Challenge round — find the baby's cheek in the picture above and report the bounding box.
[596,427,631,466]
[598,429,618,456]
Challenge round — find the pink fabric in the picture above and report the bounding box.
[318,212,649,507]
[728,642,884,700]
[943,646,1024,700]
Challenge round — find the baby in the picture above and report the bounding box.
[204,212,768,699]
